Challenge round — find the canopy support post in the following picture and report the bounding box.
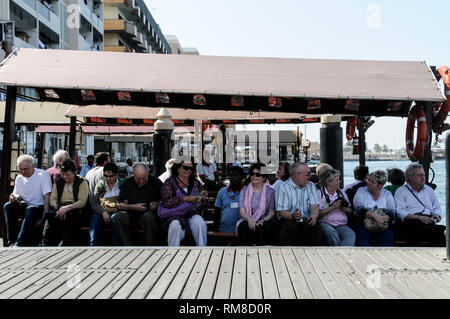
[320,115,343,188]
[0,85,17,247]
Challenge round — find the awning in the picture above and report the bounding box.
[0,48,444,116]
[36,125,195,134]
[65,105,330,125]
[0,102,82,124]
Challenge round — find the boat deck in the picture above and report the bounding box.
[0,246,448,299]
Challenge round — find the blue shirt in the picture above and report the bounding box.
[80,164,94,178]
[276,179,319,219]
[214,185,242,233]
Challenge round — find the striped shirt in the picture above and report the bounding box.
[276,178,319,219]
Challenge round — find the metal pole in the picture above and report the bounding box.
[445,132,450,260]
[0,86,17,246]
[68,116,76,160]
[358,118,366,166]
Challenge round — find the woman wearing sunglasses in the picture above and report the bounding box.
[236,163,276,245]
[159,158,208,246]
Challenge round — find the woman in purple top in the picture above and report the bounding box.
[237,163,276,245]
[159,159,208,246]
[317,168,355,246]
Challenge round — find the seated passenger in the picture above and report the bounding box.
[213,166,245,233]
[197,152,221,191]
[159,159,208,246]
[4,155,52,247]
[384,168,405,196]
[271,161,291,193]
[317,169,355,246]
[113,163,162,246]
[344,165,369,206]
[236,163,276,246]
[46,150,70,185]
[394,163,445,246]
[351,170,396,246]
[276,162,322,246]
[42,159,89,246]
[89,162,123,246]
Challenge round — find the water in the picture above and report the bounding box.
[343,159,447,225]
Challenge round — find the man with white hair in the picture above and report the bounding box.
[4,155,52,246]
[46,150,70,185]
[394,163,446,246]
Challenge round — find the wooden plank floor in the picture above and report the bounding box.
[0,246,449,299]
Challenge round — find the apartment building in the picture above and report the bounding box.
[1,0,103,51]
[103,0,170,54]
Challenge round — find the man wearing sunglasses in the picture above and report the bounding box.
[276,162,322,246]
[113,163,163,246]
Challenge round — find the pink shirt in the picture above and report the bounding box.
[316,188,349,227]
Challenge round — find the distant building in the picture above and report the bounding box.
[165,34,199,55]
[103,0,170,53]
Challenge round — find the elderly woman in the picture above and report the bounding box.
[237,163,276,245]
[352,170,396,246]
[317,169,355,246]
[159,159,208,246]
[89,162,123,246]
[42,159,89,246]
[271,161,291,193]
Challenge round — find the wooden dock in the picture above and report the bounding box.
[0,246,448,299]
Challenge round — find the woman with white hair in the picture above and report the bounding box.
[352,170,396,246]
[46,150,70,185]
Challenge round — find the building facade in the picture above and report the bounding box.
[103,0,170,54]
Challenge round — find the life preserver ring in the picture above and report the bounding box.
[406,105,427,162]
[346,116,358,141]
[433,66,450,133]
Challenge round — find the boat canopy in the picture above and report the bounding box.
[65,105,338,125]
[0,48,445,116]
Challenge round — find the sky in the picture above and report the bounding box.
[144,0,450,150]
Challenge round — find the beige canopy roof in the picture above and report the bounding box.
[0,48,444,101]
[0,102,82,124]
[0,48,444,117]
[65,105,329,124]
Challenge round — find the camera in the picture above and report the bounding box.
[331,197,349,208]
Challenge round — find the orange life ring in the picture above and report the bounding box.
[433,66,450,133]
[405,105,427,162]
[346,116,358,141]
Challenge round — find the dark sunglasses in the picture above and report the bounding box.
[250,172,262,177]
[182,165,194,171]
[104,174,115,178]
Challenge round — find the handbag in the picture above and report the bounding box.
[363,208,389,232]
[99,196,119,214]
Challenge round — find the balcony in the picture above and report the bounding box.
[79,0,92,21]
[12,0,37,18]
[104,45,131,52]
[14,36,34,48]
[104,19,137,37]
[104,0,134,8]
[38,2,60,34]
[92,12,104,33]
[78,33,92,51]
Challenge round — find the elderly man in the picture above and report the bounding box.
[113,163,163,245]
[4,155,52,246]
[394,163,446,246]
[276,162,322,246]
[46,150,70,185]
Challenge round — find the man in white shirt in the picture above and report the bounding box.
[4,155,52,246]
[394,163,445,246]
[197,154,219,191]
